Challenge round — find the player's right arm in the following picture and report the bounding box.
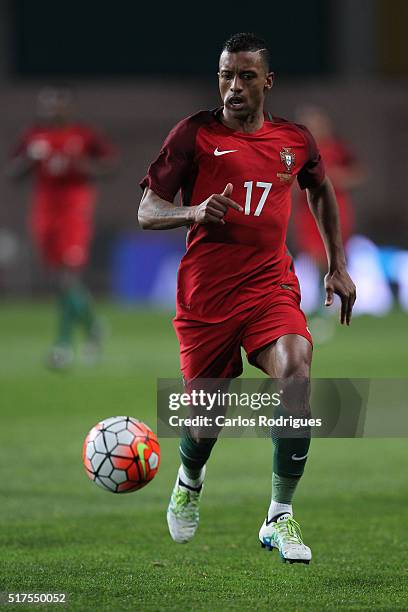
[138,183,242,230]
[139,115,242,230]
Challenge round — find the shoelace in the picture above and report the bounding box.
[173,489,200,519]
[274,517,304,545]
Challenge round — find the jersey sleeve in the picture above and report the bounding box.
[296,125,326,190]
[140,117,198,203]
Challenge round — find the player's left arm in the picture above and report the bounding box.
[306,176,356,325]
[6,129,37,180]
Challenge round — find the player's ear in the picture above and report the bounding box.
[264,72,274,92]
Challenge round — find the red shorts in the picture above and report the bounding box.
[30,186,95,268]
[173,284,312,381]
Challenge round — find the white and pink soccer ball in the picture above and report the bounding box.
[83,416,160,493]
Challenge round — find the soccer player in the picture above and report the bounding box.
[139,33,356,563]
[8,87,116,369]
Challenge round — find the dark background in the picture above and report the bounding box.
[12,0,331,77]
[0,0,407,296]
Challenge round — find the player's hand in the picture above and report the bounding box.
[191,183,243,225]
[26,140,50,161]
[324,268,356,325]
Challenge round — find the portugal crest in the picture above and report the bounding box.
[280,147,296,173]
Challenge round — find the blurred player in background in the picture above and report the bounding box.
[292,106,365,338]
[139,33,356,564]
[8,87,116,369]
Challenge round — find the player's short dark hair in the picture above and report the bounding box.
[222,32,270,71]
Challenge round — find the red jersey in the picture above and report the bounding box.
[141,109,325,323]
[13,123,113,191]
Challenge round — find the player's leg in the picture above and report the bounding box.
[49,193,101,366]
[47,265,83,368]
[60,188,101,350]
[30,207,74,368]
[59,203,99,333]
[167,318,242,542]
[178,328,242,475]
[177,319,243,482]
[52,263,102,362]
[61,267,99,345]
[256,335,311,516]
[242,283,313,562]
[255,334,313,563]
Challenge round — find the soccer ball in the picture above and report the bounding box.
[83,416,160,493]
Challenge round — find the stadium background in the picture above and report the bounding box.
[0,0,407,308]
[1,1,407,611]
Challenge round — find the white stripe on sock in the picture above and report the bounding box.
[179,464,205,489]
[267,501,292,522]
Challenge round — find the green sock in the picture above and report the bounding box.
[69,282,97,336]
[179,428,217,479]
[56,290,76,346]
[269,390,311,511]
[272,435,311,478]
[55,281,97,346]
[272,472,301,504]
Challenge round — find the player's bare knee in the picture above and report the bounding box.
[275,336,312,379]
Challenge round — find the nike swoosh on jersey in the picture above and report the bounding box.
[291,453,308,461]
[214,147,238,156]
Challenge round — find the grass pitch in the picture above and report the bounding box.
[0,303,407,611]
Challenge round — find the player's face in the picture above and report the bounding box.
[218,51,273,118]
[296,107,333,141]
[37,88,73,123]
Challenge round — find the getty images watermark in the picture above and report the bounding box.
[167,388,321,431]
[157,378,408,438]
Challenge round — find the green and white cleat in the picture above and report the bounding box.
[259,513,312,564]
[166,467,205,543]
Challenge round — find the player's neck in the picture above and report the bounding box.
[221,108,264,133]
[42,117,70,129]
